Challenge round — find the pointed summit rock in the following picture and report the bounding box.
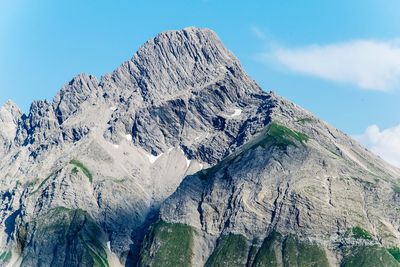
[53,73,99,125]
[0,100,22,151]
[101,27,259,104]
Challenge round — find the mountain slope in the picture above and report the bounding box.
[0,27,399,267]
[0,27,276,266]
[144,94,400,266]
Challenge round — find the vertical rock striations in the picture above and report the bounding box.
[0,27,399,267]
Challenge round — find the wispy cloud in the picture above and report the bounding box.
[354,124,400,167]
[250,25,266,40]
[261,39,400,91]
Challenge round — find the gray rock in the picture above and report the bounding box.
[0,100,22,154]
[0,27,398,267]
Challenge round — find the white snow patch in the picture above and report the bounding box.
[199,163,204,170]
[113,144,119,149]
[109,106,117,112]
[106,241,123,267]
[228,108,242,118]
[185,158,191,168]
[179,148,191,168]
[126,134,132,142]
[146,153,162,164]
[168,147,174,153]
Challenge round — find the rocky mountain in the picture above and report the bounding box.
[0,27,399,267]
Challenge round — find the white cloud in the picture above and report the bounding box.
[354,124,400,167]
[263,39,400,91]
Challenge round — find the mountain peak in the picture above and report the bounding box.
[0,99,22,123]
[103,27,253,104]
[0,100,22,150]
[2,27,398,267]
[1,99,21,112]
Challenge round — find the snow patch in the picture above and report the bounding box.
[185,158,191,168]
[109,106,117,112]
[146,153,162,164]
[126,134,132,142]
[228,108,242,118]
[106,241,123,267]
[179,148,191,168]
[113,144,119,149]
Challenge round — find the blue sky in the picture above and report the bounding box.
[1,1,400,165]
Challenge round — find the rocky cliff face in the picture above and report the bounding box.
[0,27,399,267]
[155,99,400,267]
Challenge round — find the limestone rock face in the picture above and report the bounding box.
[159,98,400,266]
[0,27,399,267]
[53,73,100,125]
[0,100,21,153]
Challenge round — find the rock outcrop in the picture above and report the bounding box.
[0,27,399,267]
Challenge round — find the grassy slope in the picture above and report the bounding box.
[20,207,108,267]
[342,246,400,267]
[205,234,249,267]
[389,247,400,263]
[282,235,329,267]
[252,231,282,267]
[138,220,195,267]
[0,250,12,264]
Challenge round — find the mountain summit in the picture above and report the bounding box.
[0,27,399,267]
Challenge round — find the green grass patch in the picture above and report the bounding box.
[22,207,108,267]
[205,233,249,267]
[81,238,109,267]
[71,167,79,175]
[342,246,400,267]
[0,251,11,263]
[351,226,373,240]
[393,185,400,194]
[296,118,314,124]
[252,231,282,267]
[70,160,93,183]
[388,247,400,262]
[138,220,195,267]
[30,169,63,195]
[282,235,329,267]
[112,178,126,184]
[260,122,309,149]
[30,174,53,195]
[197,122,309,181]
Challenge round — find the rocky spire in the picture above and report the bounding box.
[0,100,22,153]
[101,27,258,104]
[53,73,99,125]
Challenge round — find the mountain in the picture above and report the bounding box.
[0,27,399,267]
